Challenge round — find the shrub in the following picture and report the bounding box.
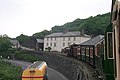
[15,50,41,62]
[0,60,22,80]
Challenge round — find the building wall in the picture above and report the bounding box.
[44,36,90,52]
[112,1,120,80]
[114,16,120,80]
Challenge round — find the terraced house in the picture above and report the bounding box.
[44,31,91,52]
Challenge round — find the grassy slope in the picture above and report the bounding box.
[0,59,22,80]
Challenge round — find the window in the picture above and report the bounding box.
[63,37,65,41]
[63,43,65,47]
[54,37,56,40]
[68,42,71,46]
[107,32,113,59]
[68,37,70,41]
[73,37,76,41]
[51,37,52,41]
[50,43,52,46]
[54,42,56,47]
[46,42,49,46]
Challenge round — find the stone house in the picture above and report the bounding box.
[10,39,20,49]
[44,31,91,52]
[36,39,44,51]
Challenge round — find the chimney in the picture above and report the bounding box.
[80,29,84,36]
[63,29,69,34]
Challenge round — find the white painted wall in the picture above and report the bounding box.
[44,36,90,52]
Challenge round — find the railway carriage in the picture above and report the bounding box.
[22,61,48,80]
[103,0,120,80]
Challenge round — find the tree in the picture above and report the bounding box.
[51,12,110,36]
[32,30,51,39]
[0,37,11,52]
[48,47,51,52]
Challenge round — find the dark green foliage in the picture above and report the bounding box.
[0,37,12,58]
[0,37,11,52]
[16,34,30,43]
[15,50,41,62]
[16,34,36,48]
[51,25,63,33]
[0,60,22,80]
[32,30,51,39]
[51,13,110,36]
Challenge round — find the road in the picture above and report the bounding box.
[6,59,68,80]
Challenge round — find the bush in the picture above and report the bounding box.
[0,60,22,80]
[0,48,16,59]
[15,50,41,62]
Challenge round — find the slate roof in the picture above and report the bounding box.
[80,35,104,46]
[36,39,44,43]
[45,31,90,38]
[10,40,19,45]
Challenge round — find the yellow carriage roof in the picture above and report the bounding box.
[27,61,47,69]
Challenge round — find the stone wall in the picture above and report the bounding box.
[26,51,100,80]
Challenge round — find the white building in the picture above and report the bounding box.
[44,31,91,52]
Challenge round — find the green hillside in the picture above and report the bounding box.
[0,60,22,80]
[16,12,110,48]
[51,12,110,36]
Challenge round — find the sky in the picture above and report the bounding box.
[0,0,112,38]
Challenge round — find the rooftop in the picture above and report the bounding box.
[80,35,104,46]
[10,39,19,45]
[45,31,90,38]
[36,39,44,43]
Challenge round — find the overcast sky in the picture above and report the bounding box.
[0,0,112,38]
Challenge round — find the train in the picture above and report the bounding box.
[63,0,120,80]
[22,61,48,80]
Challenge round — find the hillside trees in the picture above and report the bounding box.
[16,12,110,48]
[16,34,36,48]
[0,37,11,52]
[51,12,110,36]
[32,30,51,39]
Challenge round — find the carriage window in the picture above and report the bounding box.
[114,10,117,20]
[107,32,113,59]
[114,29,117,77]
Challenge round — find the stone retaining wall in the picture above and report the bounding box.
[26,51,100,80]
